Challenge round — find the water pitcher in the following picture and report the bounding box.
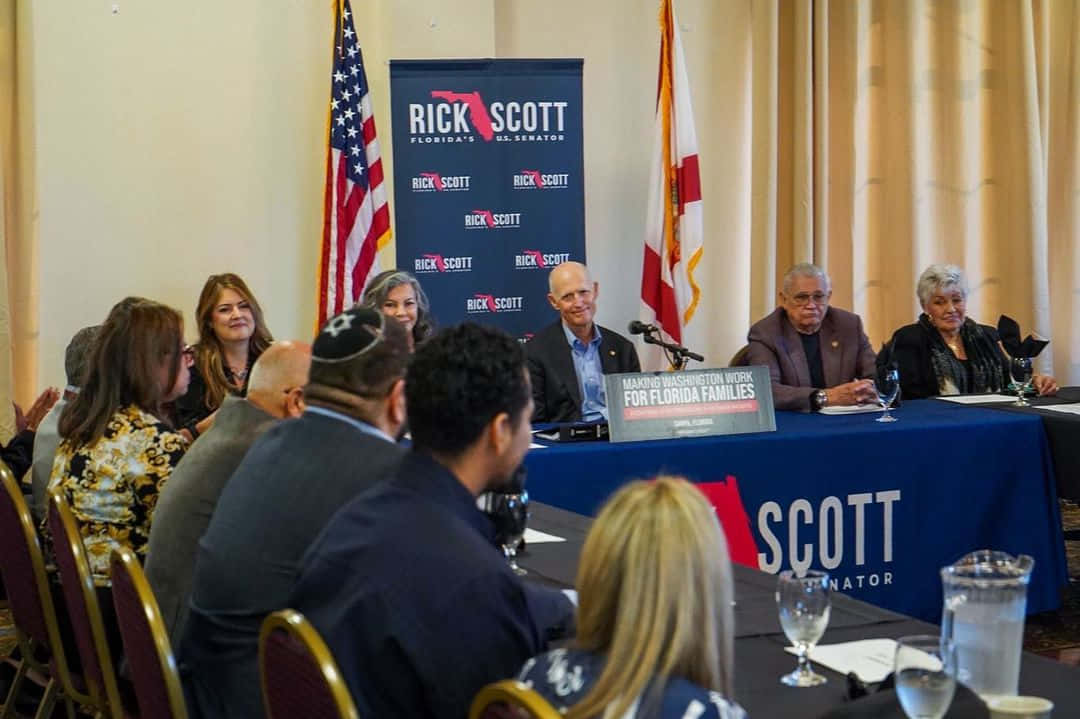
[940,550,1034,701]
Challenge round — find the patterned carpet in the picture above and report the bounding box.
[2,504,1079,665]
[1023,499,1080,661]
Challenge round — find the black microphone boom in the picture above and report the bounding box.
[628,320,658,335]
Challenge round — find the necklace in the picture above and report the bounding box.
[229,365,248,382]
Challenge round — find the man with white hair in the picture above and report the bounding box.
[746,263,877,411]
[526,261,640,423]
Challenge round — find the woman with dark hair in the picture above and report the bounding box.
[52,297,191,582]
[174,273,274,439]
[360,269,434,345]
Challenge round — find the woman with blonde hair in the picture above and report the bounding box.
[519,477,745,719]
[174,272,273,439]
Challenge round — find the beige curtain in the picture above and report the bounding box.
[0,0,20,441]
[737,0,1080,381]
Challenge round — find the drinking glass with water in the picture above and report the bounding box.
[776,570,831,687]
[894,635,957,719]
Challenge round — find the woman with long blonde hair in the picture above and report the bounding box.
[519,477,745,719]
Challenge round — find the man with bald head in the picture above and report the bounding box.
[526,261,640,423]
[145,340,312,646]
[181,308,412,719]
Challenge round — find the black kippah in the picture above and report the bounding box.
[312,307,386,364]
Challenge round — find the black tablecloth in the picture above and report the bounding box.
[523,502,1080,718]
[974,386,1080,502]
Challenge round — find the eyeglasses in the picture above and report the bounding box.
[789,292,829,307]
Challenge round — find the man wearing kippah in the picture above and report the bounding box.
[179,308,411,719]
[291,323,575,719]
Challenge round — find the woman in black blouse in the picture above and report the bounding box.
[174,273,273,439]
[880,264,1057,399]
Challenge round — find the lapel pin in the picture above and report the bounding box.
[609,350,616,356]
[831,340,839,348]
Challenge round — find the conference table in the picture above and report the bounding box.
[523,502,1080,718]
[524,398,1068,622]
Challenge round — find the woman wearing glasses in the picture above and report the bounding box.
[881,264,1058,399]
[174,273,274,440]
[50,297,191,581]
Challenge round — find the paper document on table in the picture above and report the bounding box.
[523,528,566,544]
[1039,403,1080,415]
[784,639,897,683]
[935,394,1016,404]
[818,404,883,415]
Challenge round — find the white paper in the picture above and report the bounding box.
[523,528,566,544]
[784,639,897,683]
[1038,403,1080,416]
[818,404,884,415]
[935,394,1017,404]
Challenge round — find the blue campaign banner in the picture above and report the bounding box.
[389,59,585,339]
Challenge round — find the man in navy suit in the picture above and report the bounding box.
[746,263,877,411]
[526,261,640,423]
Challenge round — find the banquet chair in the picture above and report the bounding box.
[46,488,127,719]
[469,680,561,719]
[258,609,359,719]
[0,465,87,719]
[728,344,750,367]
[109,548,188,719]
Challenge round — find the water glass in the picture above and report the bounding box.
[488,491,529,576]
[894,635,957,719]
[876,368,900,422]
[776,570,831,687]
[1010,357,1033,406]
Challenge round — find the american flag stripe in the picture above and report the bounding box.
[317,0,390,326]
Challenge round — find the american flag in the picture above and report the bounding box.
[318,0,391,325]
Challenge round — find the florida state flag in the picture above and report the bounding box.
[639,0,704,370]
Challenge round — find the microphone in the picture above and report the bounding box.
[628,320,658,335]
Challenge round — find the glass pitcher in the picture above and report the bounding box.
[940,550,1034,701]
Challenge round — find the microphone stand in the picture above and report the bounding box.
[642,331,704,371]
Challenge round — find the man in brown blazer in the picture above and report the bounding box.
[746,263,877,411]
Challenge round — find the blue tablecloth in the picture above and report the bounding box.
[524,399,1067,621]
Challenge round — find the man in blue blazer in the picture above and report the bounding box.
[526,261,640,423]
[746,263,877,411]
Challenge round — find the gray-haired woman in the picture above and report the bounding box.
[880,264,1058,399]
[359,269,434,346]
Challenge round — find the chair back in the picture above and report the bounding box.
[258,609,359,719]
[729,344,751,367]
[469,680,562,719]
[110,547,188,719]
[0,464,75,716]
[46,487,125,719]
